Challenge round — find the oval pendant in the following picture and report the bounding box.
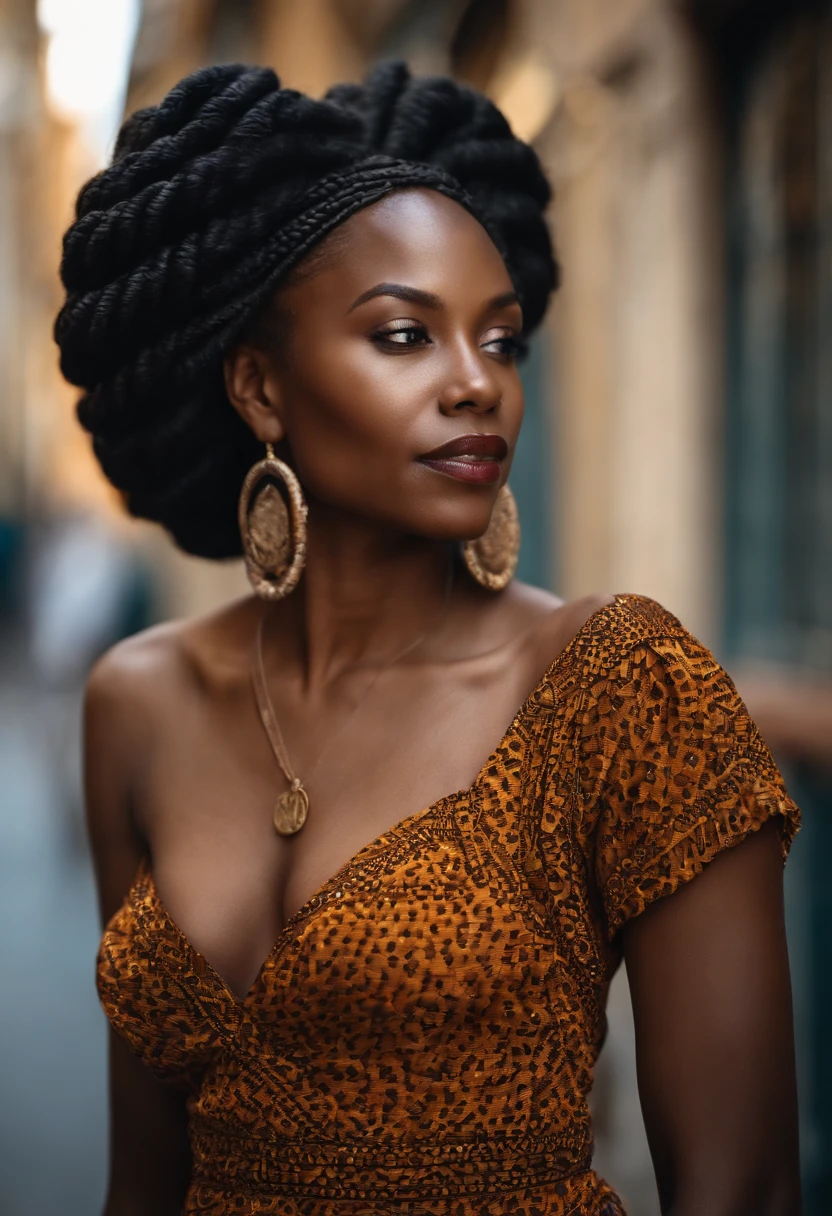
[273,785,309,835]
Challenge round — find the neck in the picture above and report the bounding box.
[272,497,457,690]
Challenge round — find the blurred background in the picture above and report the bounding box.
[1,0,830,1212]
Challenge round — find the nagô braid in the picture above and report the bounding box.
[55,61,558,559]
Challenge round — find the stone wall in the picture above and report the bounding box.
[528,0,723,645]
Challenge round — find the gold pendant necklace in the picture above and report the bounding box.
[274,780,310,836]
[251,562,454,836]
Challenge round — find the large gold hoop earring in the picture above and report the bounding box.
[462,483,520,591]
[238,444,308,600]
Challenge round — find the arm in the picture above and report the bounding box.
[84,649,192,1216]
[623,822,801,1216]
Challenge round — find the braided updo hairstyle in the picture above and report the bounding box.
[55,61,558,558]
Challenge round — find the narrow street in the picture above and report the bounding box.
[0,635,108,1215]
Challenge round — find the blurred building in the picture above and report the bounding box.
[0,1,830,1213]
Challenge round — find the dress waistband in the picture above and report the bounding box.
[190,1122,594,1202]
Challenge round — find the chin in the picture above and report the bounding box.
[409,504,497,544]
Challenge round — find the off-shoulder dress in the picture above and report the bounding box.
[97,594,800,1215]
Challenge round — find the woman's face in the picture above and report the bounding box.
[241,188,525,542]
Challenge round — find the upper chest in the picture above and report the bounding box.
[132,623,572,997]
[138,616,567,867]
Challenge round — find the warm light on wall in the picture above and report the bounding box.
[489,51,561,145]
[37,0,140,162]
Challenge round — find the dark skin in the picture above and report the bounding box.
[84,189,800,1214]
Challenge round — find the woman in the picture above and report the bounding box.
[57,62,801,1215]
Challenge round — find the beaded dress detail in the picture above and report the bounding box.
[97,595,799,1215]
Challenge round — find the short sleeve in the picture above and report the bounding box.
[582,625,800,941]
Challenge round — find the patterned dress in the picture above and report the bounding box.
[97,595,799,1214]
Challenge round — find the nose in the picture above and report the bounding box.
[437,339,503,417]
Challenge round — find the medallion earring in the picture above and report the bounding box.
[238,443,308,600]
[462,483,521,591]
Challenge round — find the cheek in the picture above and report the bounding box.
[280,338,428,492]
[502,387,524,446]
[277,332,525,538]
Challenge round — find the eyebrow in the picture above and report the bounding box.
[348,283,443,313]
[347,283,522,315]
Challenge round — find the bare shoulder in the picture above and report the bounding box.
[84,618,190,740]
[85,594,258,721]
[82,618,198,830]
[83,597,260,896]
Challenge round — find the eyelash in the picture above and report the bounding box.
[371,322,526,361]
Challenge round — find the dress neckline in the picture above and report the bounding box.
[128,594,628,1005]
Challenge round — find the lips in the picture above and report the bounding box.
[420,434,508,461]
[417,433,508,485]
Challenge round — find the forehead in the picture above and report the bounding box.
[284,188,513,308]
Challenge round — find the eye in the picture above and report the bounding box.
[371,321,431,351]
[482,329,527,361]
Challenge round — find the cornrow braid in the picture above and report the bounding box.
[55,61,558,558]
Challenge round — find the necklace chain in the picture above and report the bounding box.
[252,561,455,834]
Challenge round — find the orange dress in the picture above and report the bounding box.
[97,595,799,1215]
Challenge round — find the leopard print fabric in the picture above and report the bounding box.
[97,594,799,1215]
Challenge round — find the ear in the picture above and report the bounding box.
[223,344,286,446]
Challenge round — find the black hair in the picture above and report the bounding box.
[54,61,558,558]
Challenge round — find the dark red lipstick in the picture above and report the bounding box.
[417,434,508,484]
